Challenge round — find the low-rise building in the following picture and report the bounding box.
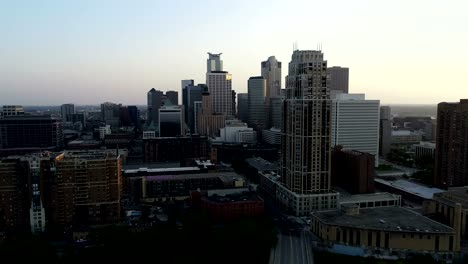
[391,130,423,145]
[375,178,444,203]
[414,141,436,160]
[339,192,401,209]
[311,206,459,261]
[262,127,281,145]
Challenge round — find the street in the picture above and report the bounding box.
[270,229,315,264]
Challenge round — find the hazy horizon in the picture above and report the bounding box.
[1,0,467,105]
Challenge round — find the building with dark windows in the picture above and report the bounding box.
[165,91,178,105]
[261,56,282,128]
[61,104,75,122]
[159,105,185,137]
[331,146,375,194]
[435,99,468,188]
[182,83,205,133]
[237,93,248,123]
[147,88,164,127]
[379,106,392,157]
[127,105,140,127]
[0,115,63,156]
[143,135,210,166]
[326,66,349,94]
[248,76,266,132]
[100,102,121,129]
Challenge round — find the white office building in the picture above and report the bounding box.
[331,93,380,165]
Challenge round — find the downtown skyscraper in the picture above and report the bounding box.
[206,53,233,117]
[279,49,338,215]
[261,56,282,128]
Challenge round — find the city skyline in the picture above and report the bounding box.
[1,0,467,105]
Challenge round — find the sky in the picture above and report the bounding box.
[1,0,467,105]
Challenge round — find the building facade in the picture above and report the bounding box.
[1,105,25,117]
[147,88,164,127]
[165,91,178,105]
[197,91,226,137]
[327,66,349,94]
[379,106,392,157]
[143,136,210,165]
[100,102,121,129]
[61,104,75,122]
[237,93,249,123]
[331,93,380,165]
[206,71,232,117]
[414,141,436,160]
[159,105,185,137]
[261,56,282,128]
[247,76,267,130]
[435,100,468,188]
[207,52,223,73]
[0,115,63,155]
[269,96,283,129]
[182,83,205,133]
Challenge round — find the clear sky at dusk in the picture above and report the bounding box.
[1,0,467,105]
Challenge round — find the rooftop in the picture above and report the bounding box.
[245,157,278,171]
[340,192,401,204]
[145,172,243,184]
[313,207,453,233]
[375,178,444,199]
[124,166,200,174]
[204,191,262,204]
[433,187,468,208]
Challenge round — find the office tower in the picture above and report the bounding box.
[379,106,392,157]
[237,93,248,123]
[232,90,236,117]
[67,113,85,129]
[0,157,29,234]
[269,97,283,129]
[54,150,121,227]
[280,49,338,215]
[182,83,205,133]
[435,99,468,188]
[327,66,349,93]
[0,115,63,156]
[127,106,140,127]
[197,91,226,137]
[331,93,380,166]
[166,91,179,105]
[219,119,257,143]
[193,101,202,134]
[247,77,267,130]
[331,146,375,194]
[143,136,210,165]
[207,52,223,72]
[206,53,232,116]
[100,102,121,129]
[181,79,194,91]
[1,105,24,117]
[261,56,282,100]
[159,105,185,137]
[61,104,75,122]
[147,88,164,126]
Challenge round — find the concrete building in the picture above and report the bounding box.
[0,115,63,156]
[262,127,281,145]
[165,91,178,105]
[375,178,444,203]
[147,88,163,127]
[331,146,375,194]
[61,104,75,122]
[280,49,339,215]
[1,105,25,117]
[219,119,256,143]
[247,76,267,130]
[207,52,223,73]
[100,102,121,129]
[197,91,226,137]
[391,130,423,145]
[331,93,380,165]
[237,93,248,123]
[327,66,349,93]
[424,187,468,240]
[379,106,392,157]
[435,100,468,188]
[96,125,111,140]
[339,192,401,209]
[311,206,459,260]
[182,83,205,133]
[159,105,185,137]
[414,141,436,160]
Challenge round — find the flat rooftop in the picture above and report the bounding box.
[340,192,401,204]
[124,167,200,174]
[145,172,243,183]
[313,207,453,233]
[204,191,262,203]
[433,187,468,209]
[245,157,278,171]
[375,178,444,199]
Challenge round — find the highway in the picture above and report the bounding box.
[270,229,314,264]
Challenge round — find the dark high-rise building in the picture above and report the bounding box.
[61,104,75,122]
[331,146,375,194]
[435,99,468,188]
[127,105,140,127]
[232,90,237,117]
[269,96,283,129]
[237,93,248,123]
[67,113,85,129]
[159,105,185,137]
[147,88,163,126]
[182,83,205,133]
[327,66,349,94]
[248,76,266,131]
[100,102,121,129]
[166,91,179,105]
[0,115,63,156]
[379,106,392,157]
